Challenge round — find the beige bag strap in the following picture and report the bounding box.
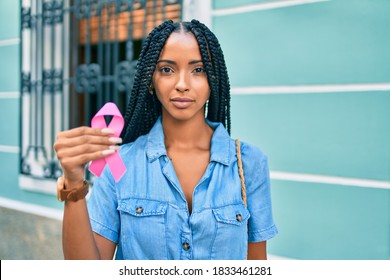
[236,139,247,207]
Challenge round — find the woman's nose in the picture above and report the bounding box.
[175,72,190,93]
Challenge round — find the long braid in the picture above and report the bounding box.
[122,20,231,143]
[124,25,161,126]
[190,24,219,121]
[190,19,231,134]
[123,24,167,135]
[123,21,174,142]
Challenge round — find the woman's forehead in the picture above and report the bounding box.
[159,32,201,58]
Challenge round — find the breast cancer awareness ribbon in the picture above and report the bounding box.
[88,102,127,182]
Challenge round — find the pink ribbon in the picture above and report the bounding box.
[88,102,126,182]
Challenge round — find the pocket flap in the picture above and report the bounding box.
[118,198,167,217]
[212,204,250,226]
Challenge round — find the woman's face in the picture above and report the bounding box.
[152,31,210,122]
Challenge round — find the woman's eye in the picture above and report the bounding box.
[159,67,173,73]
[193,67,205,73]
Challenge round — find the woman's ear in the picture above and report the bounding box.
[148,84,154,96]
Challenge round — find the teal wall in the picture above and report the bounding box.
[0,45,20,91]
[216,0,390,86]
[0,1,20,41]
[1,0,389,260]
[213,0,390,259]
[0,1,21,205]
[0,1,60,209]
[271,181,389,259]
[232,92,390,181]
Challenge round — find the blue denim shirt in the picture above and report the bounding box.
[87,117,278,259]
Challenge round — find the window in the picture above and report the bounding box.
[20,0,182,193]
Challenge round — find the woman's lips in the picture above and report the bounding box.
[170,97,195,109]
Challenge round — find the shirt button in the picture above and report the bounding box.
[182,242,190,251]
[236,214,242,222]
[136,207,143,214]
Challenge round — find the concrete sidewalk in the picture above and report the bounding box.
[0,206,63,259]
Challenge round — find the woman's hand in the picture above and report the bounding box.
[53,126,122,185]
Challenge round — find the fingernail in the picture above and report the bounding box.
[101,128,115,134]
[108,137,122,144]
[109,145,120,151]
[102,149,116,156]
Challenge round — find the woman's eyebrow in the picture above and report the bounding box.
[156,59,176,65]
[189,59,203,65]
[156,59,203,65]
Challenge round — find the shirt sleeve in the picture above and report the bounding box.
[242,144,278,242]
[87,167,120,244]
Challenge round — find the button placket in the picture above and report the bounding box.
[182,242,190,251]
[180,232,192,260]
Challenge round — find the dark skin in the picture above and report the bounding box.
[154,31,267,259]
[53,30,267,260]
[153,31,213,214]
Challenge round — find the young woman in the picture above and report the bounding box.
[54,19,277,260]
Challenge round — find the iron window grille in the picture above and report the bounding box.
[20,0,182,190]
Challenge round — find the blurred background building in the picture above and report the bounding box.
[0,0,389,259]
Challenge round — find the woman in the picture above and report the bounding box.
[54,19,278,260]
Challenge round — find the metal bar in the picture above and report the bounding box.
[34,0,40,160]
[113,0,119,105]
[162,0,166,21]
[28,6,34,159]
[85,0,91,125]
[19,0,23,173]
[73,0,80,127]
[105,1,111,102]
[142,0,148,41]
[97,0,103,109]
[51,4,56,162]
[61,0,66,132]
[153,0,157,27]
[126,4,133,61]
[126,1,134,106]
[39,1,45,158]
[85,2,91,63]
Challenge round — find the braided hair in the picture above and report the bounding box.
[122,19,231,143]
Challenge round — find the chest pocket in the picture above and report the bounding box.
[213,203,250,226]
[117,198,168,259]
[211,204,250,259]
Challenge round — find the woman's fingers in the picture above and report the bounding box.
[56,143,120,160]
[55,134,122,151]
[57,126,115,139]
[59,147,119,170]
[53,126,123,177]
[56,127,121,144]
[54,126,122,156]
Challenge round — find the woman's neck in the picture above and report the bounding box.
[162,113,213,150]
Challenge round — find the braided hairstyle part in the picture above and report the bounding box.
[122,19,231,144]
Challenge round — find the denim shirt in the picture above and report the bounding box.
[87,117,278,260]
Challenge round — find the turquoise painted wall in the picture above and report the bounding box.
[0,0,389,260]
[231,92,390,181]
[0,1,20,41]
[214,0,269,9]
[271,181,390,260]
[0,1,60,209]
[215,0,390,86]
[0,45,20,91]
[213,0,390,259]
[0,1,21,204]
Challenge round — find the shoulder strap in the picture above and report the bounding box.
[235,139,247,207]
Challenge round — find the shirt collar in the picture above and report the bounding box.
[206,119,231,165]
[146,117,167,162]
[146,117,231,165]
